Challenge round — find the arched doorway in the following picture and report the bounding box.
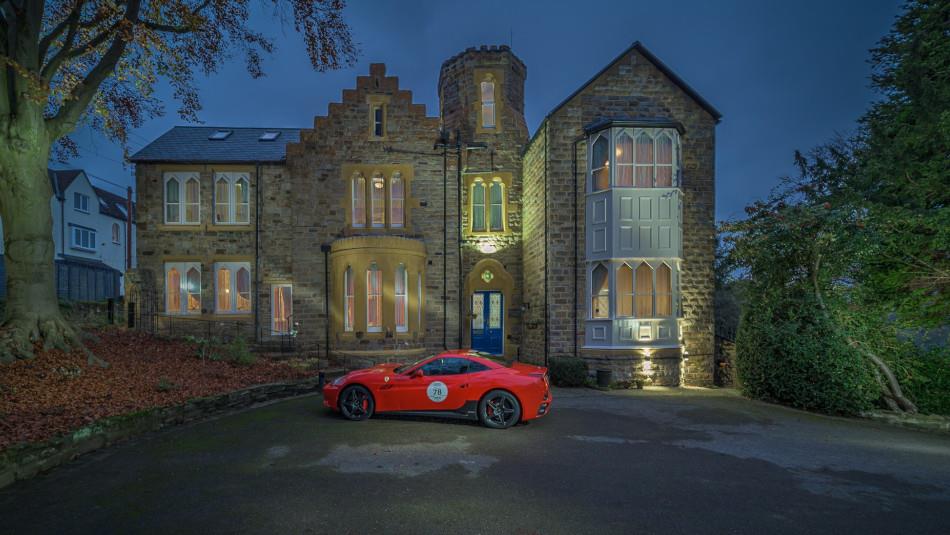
[464,259,514,357]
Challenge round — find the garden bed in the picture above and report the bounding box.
[0,328,312,451]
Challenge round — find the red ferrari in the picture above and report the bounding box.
[323,351,552,429]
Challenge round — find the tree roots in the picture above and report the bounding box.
[0,314,108,368]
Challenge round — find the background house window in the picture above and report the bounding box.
[635,263,654,317]
[352,174,366,228]
[591,264,609,318]
[112,223,120,244]
[480,79,495,128]
[344,266,354,332]
[71,225,96,251]
[165,262,201,315]
[395,264,408,332]
[591,135,609,191]
[371,174,385,228]
[471,181,486,231]
[164,173,200,224]
[271,284,293,334]
[73,192,89,213]
[372,106,384,137]
[617,263,634,317]
[214,173,250,224]
[489,181,504,231]
[214,262,251,314]
[390,172,404,228]
[366,263,382,332]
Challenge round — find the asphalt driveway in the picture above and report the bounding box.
[2,387,949,534]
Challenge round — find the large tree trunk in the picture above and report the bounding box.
[0,137,81,363]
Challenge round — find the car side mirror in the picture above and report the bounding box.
[411,368,424,379]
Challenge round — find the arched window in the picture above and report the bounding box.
[481,78,495,128]
[617,263,634,317]
[390,172,404,228]
[615,132,634,187]
[489,181,504,231]
[471,180,486,232]
[371,173,385,228]
[635,133,654,188]
[236,267,251,312]
[635,263,654,317]
[185,267,201,313]
[655,133,674,187]
[656,263,673,316]
[184,177,200,223]
[591,264,609,319]
[366,263,382,332]
[165,262,201,314]
[344,266,354,332]
[352,174,366,228]
[591,135,610,191]
[395,264,408,332]
[166,267,181,312]
[215,176,230,223]
[235,177,250,223]
[112,223,120,244]
[216,266,231,311]
[214,262,251,313]
[164,177,180,223]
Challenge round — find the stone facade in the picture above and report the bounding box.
[133,42,719,385]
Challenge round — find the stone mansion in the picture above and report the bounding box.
[130,42,720,386]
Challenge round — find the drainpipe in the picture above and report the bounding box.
[543,121,549,366]
[125,186,133,271]
[321,243,331,359]
[456,130,463,350]
[254,163,261,343]
[442,135,448,349]
[572,136,582,359]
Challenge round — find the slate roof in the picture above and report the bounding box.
[48,169,85,198]
[93,186,135,222]
[129,126,301,163]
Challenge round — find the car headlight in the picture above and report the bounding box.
[331,376,346,386]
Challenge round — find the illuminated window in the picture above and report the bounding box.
[164,172,200,224]
[591,135,609,191]
[351,173,366,228]
[480,78,495,128]
[591,263,609,319]
[471,180,486,232]
[271,284,293,334]
[617,263,634,317]
[615,132,634,187]
[470,177,506,233]
[635,262,654,317]
[214,262,251,314]
[655,134,674,187]
[165,262,201,315]
[371,174,385,228]
[366,263,382,332]
[214,172,250,224]
[395,264,408,332]
[344,266,354,332]
[635,133,654,188]
[656,263,673,316]
[390,172,404,228]
[489,181,504,231]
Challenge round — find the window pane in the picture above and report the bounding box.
[591,264,609,318]
[655,166,673,188]
[617,264,633,317]
[235,178,250,223]
[217,268,231,311]
[390,173,404,228]
[167,267,181,313]
[656,264,672,316]
[591,136,609,191]
[186,267,201,313]
[635,263,653,317]
[656,134,674,187]
[112,223,120,243]
[636,166,653,188]
[481,81,495,128]
[472,293,484,330]
[272,285,292,333]
[489,182,503,231]
[215,178,230,223]
[373,107,383,137]
[185,178,200,223]
[395,265,407,332]
[352,175,365,227]
[489,293,502,328]
[367,265,382,329]
[616,133,634,187]
[236,267,251,312]
[166,178,180,223]
[344,267,354,332]
[636,133,654,164]
[371,175,385,227]
[417,273,423,327]
[471,182,486,231]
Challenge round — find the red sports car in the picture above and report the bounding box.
[323,351,552,429]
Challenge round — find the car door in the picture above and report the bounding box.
[390,358,470,412]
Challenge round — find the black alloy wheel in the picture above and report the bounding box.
[478,390,521,429]
[339,385,374,421]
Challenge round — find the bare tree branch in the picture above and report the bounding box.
[37,0,85,60]
[39,6,84,81]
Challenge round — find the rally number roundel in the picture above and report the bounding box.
[426,381,449,403]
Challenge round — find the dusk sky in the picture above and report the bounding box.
[62,0,903,222]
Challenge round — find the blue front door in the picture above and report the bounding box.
[471,291,503,355]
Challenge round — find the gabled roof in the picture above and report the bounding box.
[93,186,135,222]
[129,126,301,163]
[545,41,722,125]
[48,169,86,198]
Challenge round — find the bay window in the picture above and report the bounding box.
[587,127,680,190]
[214,262,251,314]
[165,262,201,315]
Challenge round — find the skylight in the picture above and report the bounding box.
[259,131,280,141]
[208,130,232,140]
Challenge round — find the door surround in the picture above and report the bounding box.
[463,258,514,358]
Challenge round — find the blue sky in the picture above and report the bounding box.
[62,0,903,222]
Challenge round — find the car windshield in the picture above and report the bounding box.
[394,356,433,374]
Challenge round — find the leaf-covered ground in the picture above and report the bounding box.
[0,329,311,451]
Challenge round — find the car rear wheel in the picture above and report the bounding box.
[479,390,521,429]
[339,385,374,421]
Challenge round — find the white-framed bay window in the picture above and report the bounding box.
[588,127,679,191]
[164,172,200,224]
[271,284,293,334]
[165,262,201,315]
[214,262,251,314]
[214,172,250,224]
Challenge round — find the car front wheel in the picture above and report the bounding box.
[339,385,374,421]
[479,390,521,429]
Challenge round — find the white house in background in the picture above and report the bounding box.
[0,169,136,300]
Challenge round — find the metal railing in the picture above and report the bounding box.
[133,310,298,353]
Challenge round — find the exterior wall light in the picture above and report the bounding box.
[479,243,497,254]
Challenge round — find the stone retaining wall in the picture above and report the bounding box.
[0,377,322,490]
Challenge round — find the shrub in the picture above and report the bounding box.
[735,290,877,415]
[226,337,257,366]
[548,357,588,387]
